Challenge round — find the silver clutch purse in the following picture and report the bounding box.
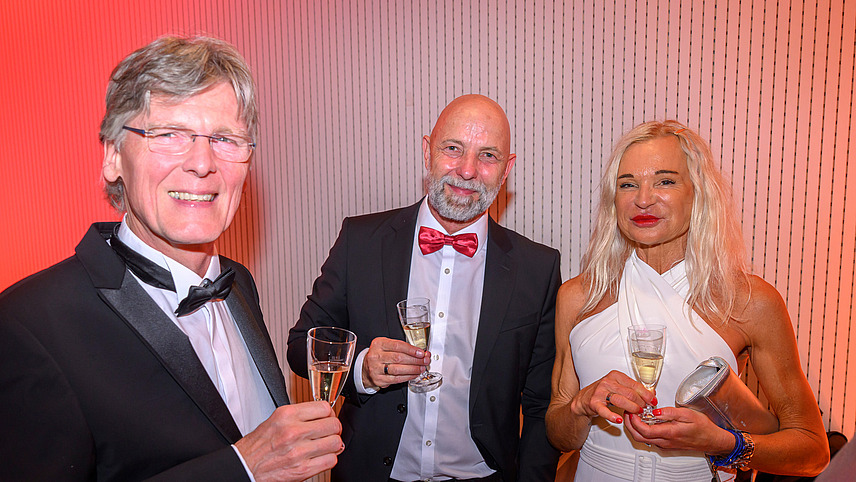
[675,356,778,434]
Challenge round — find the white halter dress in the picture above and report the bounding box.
[569,252,738,482]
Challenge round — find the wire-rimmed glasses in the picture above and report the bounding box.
[122,126,255,163]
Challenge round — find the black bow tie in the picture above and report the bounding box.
[110,233,235,316]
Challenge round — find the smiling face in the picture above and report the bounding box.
[102,82,250,270]
[422,95,516,233]
[614,135,694,259]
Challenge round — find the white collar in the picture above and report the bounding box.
[116,217,220,300]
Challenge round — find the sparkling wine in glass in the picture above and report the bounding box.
[397,297,442,392]
[307,327,356,405]
[628,324,666,424]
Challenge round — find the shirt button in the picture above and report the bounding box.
[434,354,439,361]
[426,440,432,446]
[383,456,393,466]
[397,404,406,413]
[430,396,436,402]
[444,268,450,274]
[438,312,445,318]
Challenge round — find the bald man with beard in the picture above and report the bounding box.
[287,95,561,481]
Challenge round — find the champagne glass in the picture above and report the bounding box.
[307,327,357,406]
[397,297,442,392]
[628,324,666,424]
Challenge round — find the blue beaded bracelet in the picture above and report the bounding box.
[708,428,744,468]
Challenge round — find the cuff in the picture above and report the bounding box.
[353,348,378,395]
[232,444,256,482]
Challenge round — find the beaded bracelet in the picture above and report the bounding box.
[708,428,755,469]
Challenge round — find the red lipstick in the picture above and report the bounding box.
[631,214,659,226]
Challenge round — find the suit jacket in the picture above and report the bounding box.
[287,201,561,481]
[0,222,288,481]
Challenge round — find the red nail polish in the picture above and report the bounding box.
[616,417,623,423]
[651,397,658,406]
[652,408,662,416]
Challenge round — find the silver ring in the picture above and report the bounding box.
[383,363,390,375]
[605,392,614,405]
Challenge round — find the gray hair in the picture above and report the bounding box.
[100,36,258,211]
[579,120,749,325]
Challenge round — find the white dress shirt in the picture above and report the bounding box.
[114,220,275,477]
[359,199,495,481]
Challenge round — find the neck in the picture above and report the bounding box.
[124,223,215,277]
[167,246,215,278]
[634,245,685,274]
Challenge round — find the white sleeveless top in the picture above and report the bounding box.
[568,252,737,482]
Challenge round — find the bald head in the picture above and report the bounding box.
[422,94,516,233]
[430,94,512,154]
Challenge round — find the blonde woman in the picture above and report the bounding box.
[546,121,828,481]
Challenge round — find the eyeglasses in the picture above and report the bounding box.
[122,126,256,163]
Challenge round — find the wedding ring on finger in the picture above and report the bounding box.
[383,363,390,375]
[605,392,614,405]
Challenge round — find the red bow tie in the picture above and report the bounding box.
[418,226,478,257]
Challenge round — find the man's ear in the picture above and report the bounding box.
[102,142,122,183]
[422,135,432,171]
[500,153,516,186]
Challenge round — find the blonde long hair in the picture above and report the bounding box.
[579,120,749,325]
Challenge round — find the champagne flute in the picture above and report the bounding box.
[627,324,666,424]
[397,297,442,392]
[307,327,357,406]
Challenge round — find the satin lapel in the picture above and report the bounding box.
[381,205,419,339]
[99,275,243,442]
[469,220,515,410]
[226,281,289,406]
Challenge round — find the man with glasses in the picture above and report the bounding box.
[0,36,342,481]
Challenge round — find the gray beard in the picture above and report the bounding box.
[426,174,500,222]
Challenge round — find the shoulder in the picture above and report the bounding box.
[558,275,587,303]
[556,276,588,329]
[737,274,788,320]
[730,274,792,342]
[1,255,88,310]
[337,203,420,239]
[346,202,419,226]
[0,255,100,344]
[491,221,561,263]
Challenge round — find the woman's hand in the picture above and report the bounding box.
[570,370,656,424]
[623,406,735,455]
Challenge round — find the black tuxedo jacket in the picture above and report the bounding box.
[0,223,288,481]
[287,201,561,481]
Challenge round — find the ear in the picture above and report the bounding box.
[500,153,516,185]
[102,142,123,183]
[422,135,432,171]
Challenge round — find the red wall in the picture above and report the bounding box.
[0,1,247,290]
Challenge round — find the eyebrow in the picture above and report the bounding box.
[617,169,680,179]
